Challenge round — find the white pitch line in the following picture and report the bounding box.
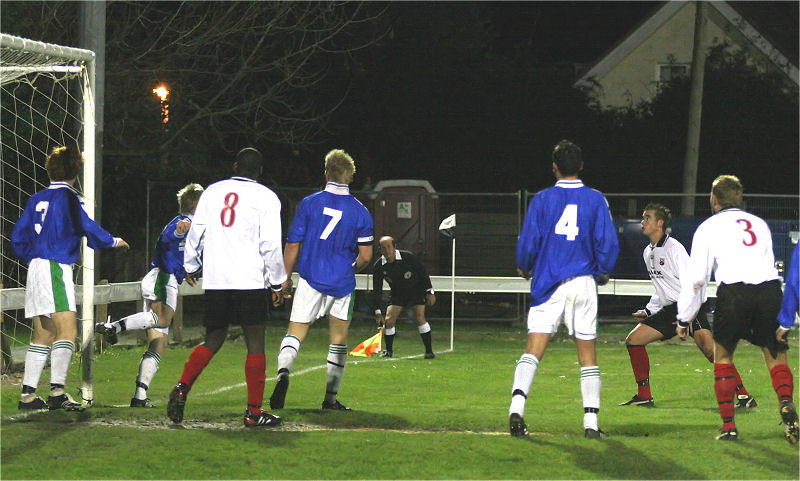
[199,348,453,397]
[5,410,49,421]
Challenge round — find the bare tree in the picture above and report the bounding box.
[103,1,389,156]
[1,1,388,154]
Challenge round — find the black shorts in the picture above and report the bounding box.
[204,289,269,330]
[389,294,426,308]
[643,303,711,340]
[713,280,787,353]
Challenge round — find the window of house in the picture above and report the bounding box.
[657,64,690,82]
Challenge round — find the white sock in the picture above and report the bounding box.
[21,344,50,396]
[509,353,539,417]
[325,344,348,403]
[384,326,396,336]
[49,340,75,388]
[417,322,431,334]
[115,311,158,332]
[277,335,301,374]
[580,366,601,430]
[134,350,161,400]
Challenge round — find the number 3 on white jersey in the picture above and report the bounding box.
[320,207,342,240]
[555,204,579,241]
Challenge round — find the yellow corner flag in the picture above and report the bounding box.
[349,329,383,357]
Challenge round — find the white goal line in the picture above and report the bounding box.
[0,274,722,311]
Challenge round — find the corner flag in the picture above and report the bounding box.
[349,329,383,357]
[439,214,456,237]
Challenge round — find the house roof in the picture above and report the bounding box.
[574,1,799,89]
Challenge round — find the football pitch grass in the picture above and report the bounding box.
[2,323,798,480]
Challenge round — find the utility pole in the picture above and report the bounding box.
[682,1,707,216]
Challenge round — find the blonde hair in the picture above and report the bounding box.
[177,183,204,214]
[711,175,743,209]
[324,149,356,184]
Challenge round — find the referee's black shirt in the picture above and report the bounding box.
[372,250,433,310]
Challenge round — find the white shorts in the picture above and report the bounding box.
[290,277,354,324]
[527,275,598,340]
[141,267,178,335]
[25,258,76,318]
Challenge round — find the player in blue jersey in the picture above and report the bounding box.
[269,149,373,411]
[11,146,130,411]
[94,183,203,407]
[778,242,799,341]
[508,140,619,439]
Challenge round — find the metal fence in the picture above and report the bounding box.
[135,185,798,323]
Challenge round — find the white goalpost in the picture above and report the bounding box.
[1,32,97,405]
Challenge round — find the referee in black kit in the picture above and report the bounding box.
[372,236,436,358]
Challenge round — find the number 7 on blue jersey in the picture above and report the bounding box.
[320,207,342,239]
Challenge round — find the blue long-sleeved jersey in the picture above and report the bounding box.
[517,179,619,307]
[151,214,191,283]
[11,183,117,265]
[778,243,799,329]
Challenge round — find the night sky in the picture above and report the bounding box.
[2,1,798,196]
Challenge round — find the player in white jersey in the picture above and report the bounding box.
[269,149,373,411]
[677,175,797,443]
[620,203,754,408]
[167,148,288,428]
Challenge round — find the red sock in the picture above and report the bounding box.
[770,364,794,403]
[179,344,214,389]
[732,365,750,397]
[245,353,266,411]
[714,363,737,431]
[627,345,651,399]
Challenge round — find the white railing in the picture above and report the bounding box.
[0,274,721,311]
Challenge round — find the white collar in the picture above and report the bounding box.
[324,182,350,195]
[231,176,257,183]
[555,179,584,189]
[380,249,403,265]
[48,182,79,194]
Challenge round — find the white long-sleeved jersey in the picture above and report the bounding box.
[642,234,697,313]
[184,176,287,290]
[677,208,779,322]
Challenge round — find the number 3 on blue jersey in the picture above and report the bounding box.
[555,204,579,241]
[34,201,49,234]
[320,207,342,239]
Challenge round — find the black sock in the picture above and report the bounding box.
[420,331,432,353]
[385,334,394,352]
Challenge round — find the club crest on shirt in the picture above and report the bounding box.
[404,271,412,279]
[659,258,665,266]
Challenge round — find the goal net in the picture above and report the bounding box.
[1,32,97,404]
